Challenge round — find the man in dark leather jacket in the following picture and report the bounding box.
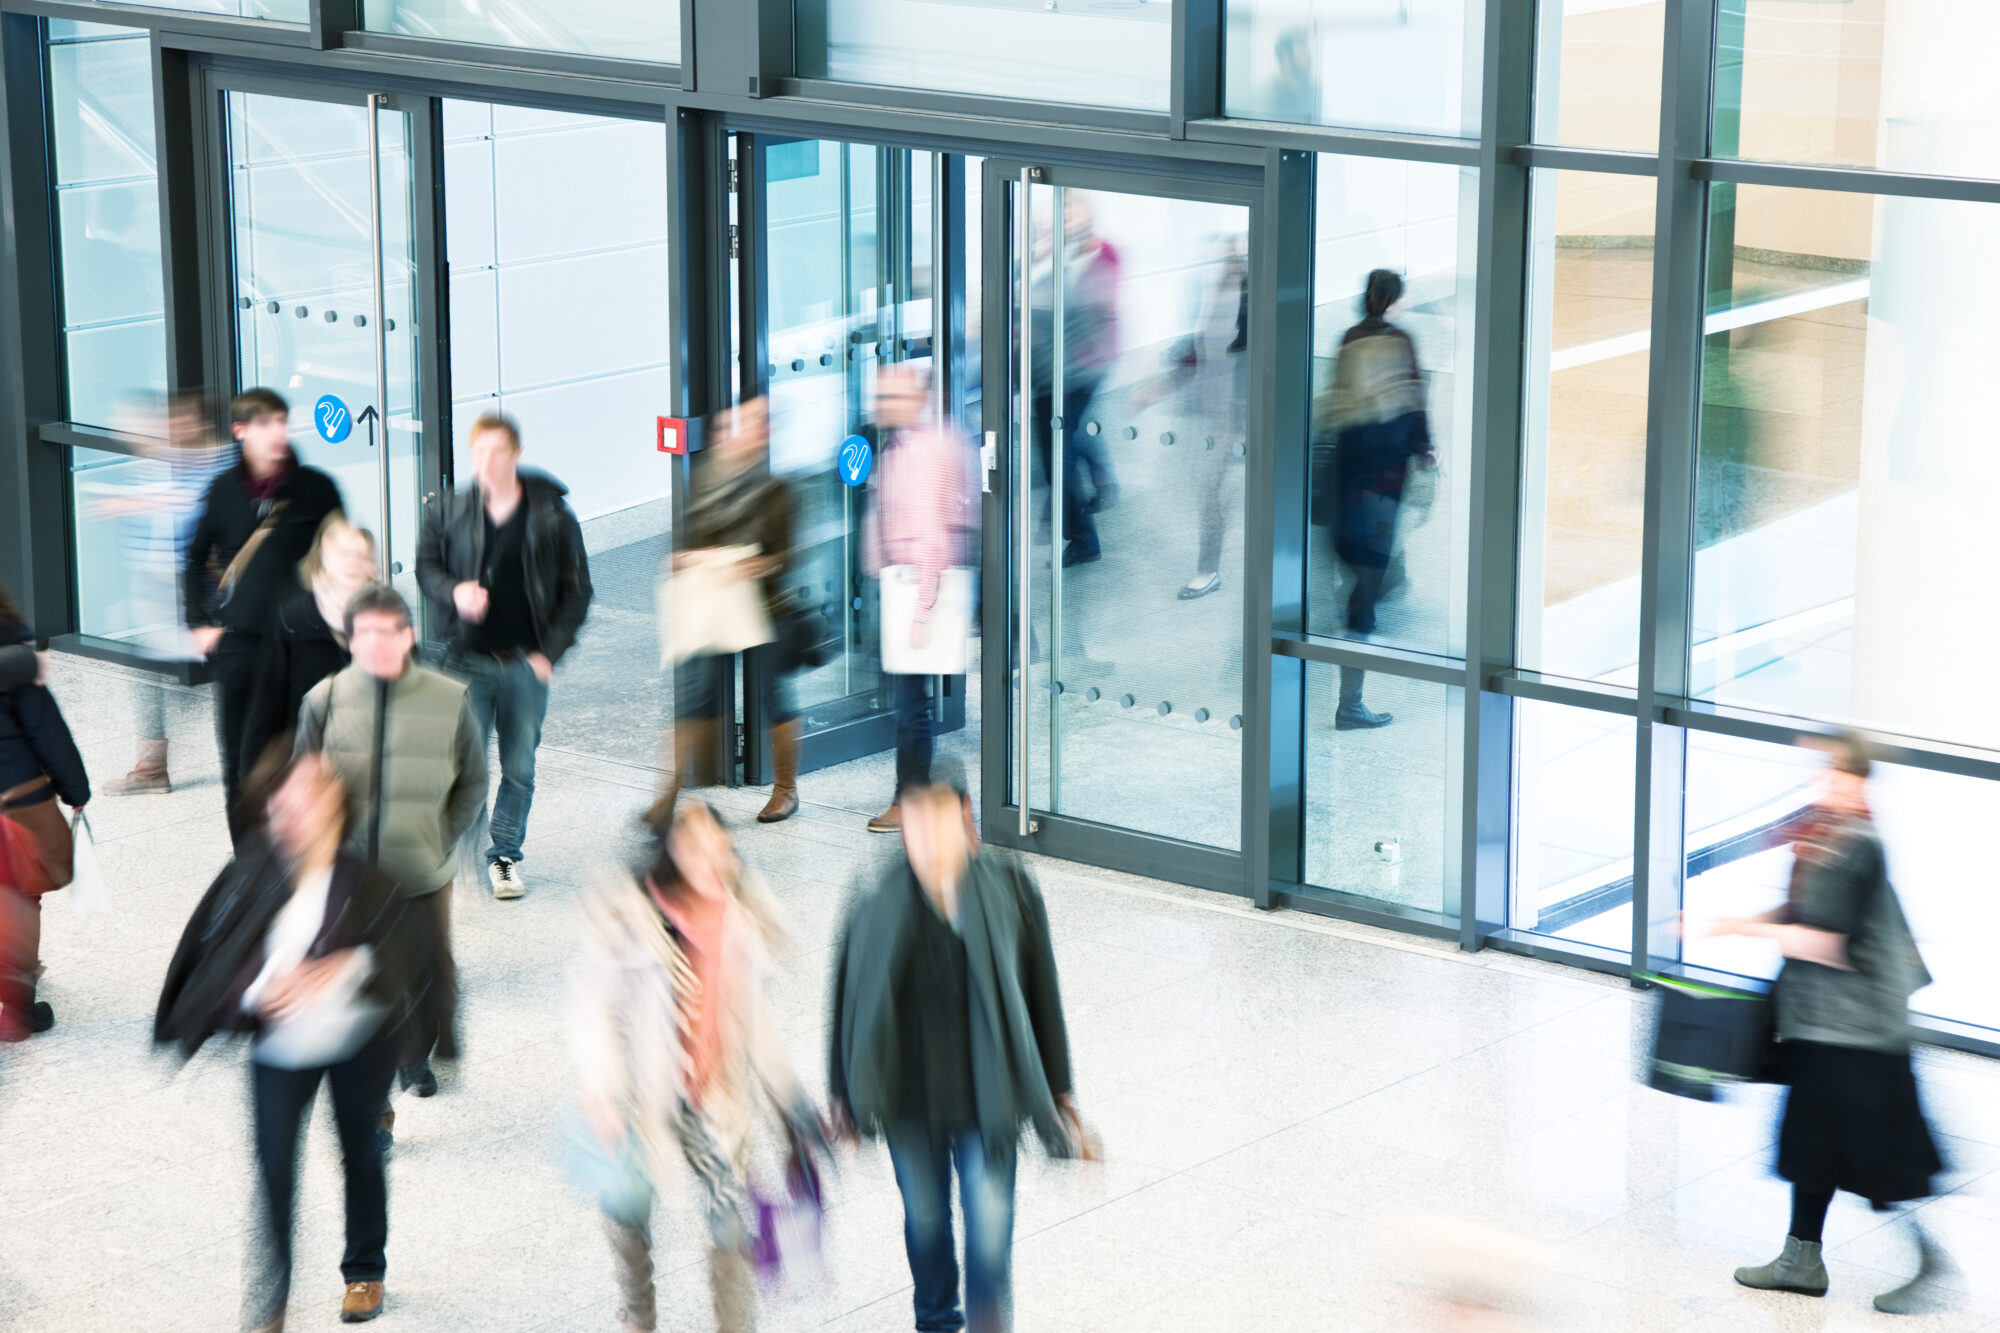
[415,414,591,901]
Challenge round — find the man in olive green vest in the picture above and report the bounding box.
[294,583,486,1099]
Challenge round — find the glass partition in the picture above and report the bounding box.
[1518,167,1656,684]
[1307,153,1476,658]
[103,0,306,18]
[47,21,167,432]
[1510,699,1636,951]
[367,0,679,64]
[797,0,1171,112]
[1694,184,2000,750]
[1223,0,1484,136]
[1533,0,1665,152]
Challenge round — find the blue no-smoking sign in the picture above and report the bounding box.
[315,395,352,444]
[838,434,872,487]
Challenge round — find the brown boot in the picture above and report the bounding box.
[757,721,801,823]
[339,1280,383,1322]
[104,739,171,795]
[866,803,901,834]
[645,719,719,830]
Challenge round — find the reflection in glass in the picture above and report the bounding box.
[1518,168,1655,683]
[1307,154,1476,660]
[1510,700,1635,950]
[368,0,678,65]
[1223,0,1484,137]
[1532,0,1665,152]
[1011,184,1249,849]
[798,0,1171,112]
[1715,1,2000,181]
[443,99,673,767]
[1695,185,2000,748]
[1303,664,1460,917]
[1681,731,2000,1035]
[228,93,422,609]
[47,23,166,431]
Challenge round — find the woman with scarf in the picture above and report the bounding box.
[237,515,378,806]
[648,399,799,825]
[572,801,823,1333]
[1709,734,1948,1314]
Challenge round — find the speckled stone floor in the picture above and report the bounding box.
[4,651,2000,1332]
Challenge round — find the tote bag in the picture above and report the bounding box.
[879,566,972,676]
[660,546,775,667]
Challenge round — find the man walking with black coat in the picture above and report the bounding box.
[183,388,343,841]
[416,414,592,901]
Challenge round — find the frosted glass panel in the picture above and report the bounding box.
[799,0,1171,112]
[1225,0,1484,136]
[368,0,679,65]
[47,23,167,432]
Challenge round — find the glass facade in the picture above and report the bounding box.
[367,0,680,65]
[13,0,2000,1052]
[48,22,167,433]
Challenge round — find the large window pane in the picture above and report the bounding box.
[797,0,1169,112]
[1533,0,1665,152]
[1695,185,2000,748]
[1681,731,2000,1036]
[48,22,166,432]
[75,1,306,18]
[1304,664,1461,919]
[1511,700,1636,952]
[1224,0,1484,136]
[368,0,678,64]
[1307,154,1476,658]
[1518,168,1655,683]
[1715,1,2000,181]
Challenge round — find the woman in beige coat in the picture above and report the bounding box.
[571,801,818,1333]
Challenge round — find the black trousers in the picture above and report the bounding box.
[404,888,457,1066]
[248,1035,397,1326]
[210,632,264,844]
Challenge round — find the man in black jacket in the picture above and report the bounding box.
[416,414,591,900]
[183,389,343,842]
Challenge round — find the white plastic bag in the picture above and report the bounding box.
[67,809,109,920]
[879,566,972,676]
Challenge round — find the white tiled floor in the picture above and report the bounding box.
[3,653,1998,1331]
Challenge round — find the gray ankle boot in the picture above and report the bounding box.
[1874,1225,1951,1314]
[1734,1235,1828,1296]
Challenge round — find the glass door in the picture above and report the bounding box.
[983,161,1255,878]
[210,75,431,611]
[739,135,969,777]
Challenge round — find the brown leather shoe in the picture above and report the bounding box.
[757,720,802,823]
[340,1281,383,1322]
[866,805,900,834]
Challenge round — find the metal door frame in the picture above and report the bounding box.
[734,130,968,784]
[191,61,448,624]
[978,155,1264,895]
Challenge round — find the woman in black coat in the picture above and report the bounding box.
[237,516,376,803]
[0,581,90,1039]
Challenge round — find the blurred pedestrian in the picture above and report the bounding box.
[1708,734,1949,1314]
[89,392,230,795]
[860,365,977,835]
[1031,193,1121,568]
[647,399,797,827]
[0,580,89,1041]
[183,388,344,840]
[828,777,1095,1333]
[238,515,377,791]
[154,752,420,1330]
[293,584,486,1102]
[572,801,823,1333]
[417,413,593,900]
[1310,269,1435,730]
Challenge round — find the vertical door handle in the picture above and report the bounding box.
[1016,167,1035,838]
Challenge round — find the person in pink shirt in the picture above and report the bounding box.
[860,366,978,834]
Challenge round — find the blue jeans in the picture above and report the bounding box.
[890,673,935,798]
[887,1128,1017,1333]
[457,650,549,864]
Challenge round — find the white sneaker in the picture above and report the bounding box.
[488,858,526,899]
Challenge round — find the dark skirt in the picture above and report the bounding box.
[1776,1039,1942,1203]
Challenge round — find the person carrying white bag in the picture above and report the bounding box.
[860,365,978,835]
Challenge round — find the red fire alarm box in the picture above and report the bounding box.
[657,416,688,455]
